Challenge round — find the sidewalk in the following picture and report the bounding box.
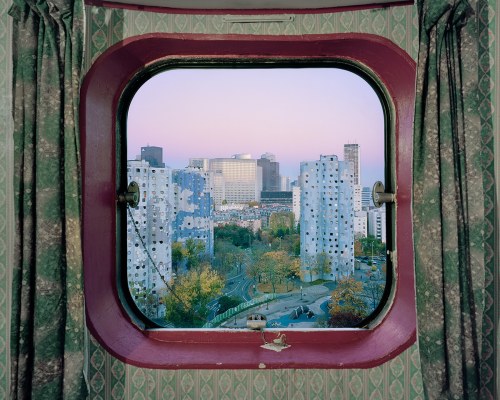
[220,284,331,329]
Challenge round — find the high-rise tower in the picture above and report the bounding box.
[141,146,165,168]
[299,155,354,282]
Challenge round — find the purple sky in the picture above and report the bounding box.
[127,68,384,187]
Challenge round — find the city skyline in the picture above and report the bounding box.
[127,68,384,187]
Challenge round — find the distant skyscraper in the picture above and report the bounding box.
[280,175,290,191]
[299,155,354,282]
[209,156,261,206]
[188,158,209,171]
[141,146,165,168]
[172,168,214,256]
[257,153,280,192]
[126,159,173,318]
[344,143,360,185]
[362,186,372,209]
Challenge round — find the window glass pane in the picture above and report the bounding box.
[125,68,387,328]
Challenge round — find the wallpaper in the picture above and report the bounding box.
[0,1,496,399]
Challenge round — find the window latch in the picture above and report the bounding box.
[372,181,394,208]
[117,181,140,208]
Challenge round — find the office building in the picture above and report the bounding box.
[141,145,165,168]
[209,155,262,206]
[257,153,280,192]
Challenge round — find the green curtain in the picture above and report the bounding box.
[9,0,87,398]
[413,0,486,399]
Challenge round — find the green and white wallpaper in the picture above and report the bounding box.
[0,1,497,399]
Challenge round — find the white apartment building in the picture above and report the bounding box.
[354,210,368,238]
[126,159,173,318]
[344,143,361,185]
[299,155,354,282]
[292,186,301,227]
[368,206,387,243]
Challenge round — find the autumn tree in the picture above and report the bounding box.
[163,264,224,327]
[253,251,299,293]
[312,252,331,280]
[328,277,368,327]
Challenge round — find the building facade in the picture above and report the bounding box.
[368,206,387,243]
[209,155,262,206]
[299,155,354,282]
[257,153,280,192]
[126,159,173,318]
[141,145,166,168]
[344,143,360,185]
[172,168,214,257]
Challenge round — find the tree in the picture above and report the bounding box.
[171,241,186,274]
[253,251,298,293]
[163,265,224,327]
[328,277,368,327]
[217,295,243,315]
[130,282,160,319]
[185,238,205,269]
[312,252,331,280]
[364,281,385,310]
[214,224,254,248]
[356,235,385,257]
[213,240,236,273]
[269,211,295,237]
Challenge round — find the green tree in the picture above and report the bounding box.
[328,277,368,327]
[213,240,236,273]
[356,235,385,257]
[171,241,186,274]
[269,211,295,237]
[185,238,206,269]
[163,265,224,327]
[216,295,243,315]
[214,224,254,248]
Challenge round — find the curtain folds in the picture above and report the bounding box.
[413,0,486,399]
[9,0,87,398]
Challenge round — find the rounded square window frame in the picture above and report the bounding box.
[81,33,416,369]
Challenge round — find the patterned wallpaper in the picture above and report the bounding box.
[0,1,496,399]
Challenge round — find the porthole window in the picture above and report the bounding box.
[82,33,416,369]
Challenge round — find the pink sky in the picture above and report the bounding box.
[127,68,384,187]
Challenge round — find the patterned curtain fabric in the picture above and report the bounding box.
[9,0,87,398]
[413,0,486,399]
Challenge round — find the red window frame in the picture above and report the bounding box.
[81,33,416,369]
